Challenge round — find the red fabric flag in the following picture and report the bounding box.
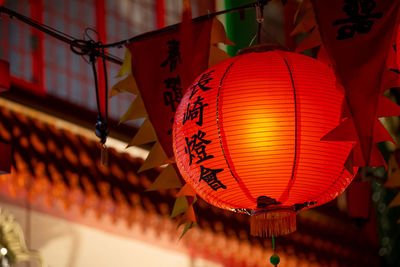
[0,60,10,92]
[0,0,4,6]
[127,17,213,157]
[96,0,107,119]
[313,0,400,167]
[397,25,400,70]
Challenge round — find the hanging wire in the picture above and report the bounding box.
[249,33,258,47]
[270,235,280,266]
[98,0,270,49]
[256,0,265,44]
[248,0,265,47]
[0,6,123,64]
[0,0,271,164]
[89,54,102,121]
[81,27,110,165]
[0,0,271,63]
[82,28,110,148]
[249,0,264,47]
[272,235,276,251]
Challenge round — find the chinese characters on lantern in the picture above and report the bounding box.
[182,96,208,126]
[332,0,382,40]
[184,130,214,165]
[189,70,215,99]
[182,71,226,191]
[199,166,226,190]
[160,39,183,134]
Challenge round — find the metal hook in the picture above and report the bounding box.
[256,1,264,23]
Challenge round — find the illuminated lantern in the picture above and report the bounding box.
[173,48,357,237]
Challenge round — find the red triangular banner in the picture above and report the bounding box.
[312,0,400,167]
[127,17,213,157]
[321,117,358,142]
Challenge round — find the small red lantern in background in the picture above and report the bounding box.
[173,48,357,237]
[0,60,10,92]
[347,173,371,221]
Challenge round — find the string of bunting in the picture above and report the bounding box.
[111,6,234,233]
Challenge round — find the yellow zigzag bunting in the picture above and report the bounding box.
[138,142,168,173]
[116,49,132,78]
[146,164,182,191]
[119,96,147,123]
[127,119,157,147]
[110,75,138,98]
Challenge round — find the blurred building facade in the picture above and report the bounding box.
[0,1,381,266]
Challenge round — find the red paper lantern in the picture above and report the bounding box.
[347,178,371,220]
[173,49,357,237]
[0,60,10,92]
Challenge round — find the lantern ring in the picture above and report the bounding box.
[231,208,252,215]
[250,205,294,216]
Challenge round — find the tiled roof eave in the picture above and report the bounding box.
[0,98,380,266]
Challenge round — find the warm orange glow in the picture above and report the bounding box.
[173,50,356,216]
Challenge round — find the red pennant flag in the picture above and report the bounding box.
[0,60,10,92]
[127,17,213,157]
[397,25,400,71]
[96,2,107,119]
[313,0,400,167]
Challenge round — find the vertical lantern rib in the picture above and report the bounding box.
[282,57,298,181]
[216,61,238,183]
[216,58,257,205]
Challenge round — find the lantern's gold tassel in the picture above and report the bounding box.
[250,208,296,237]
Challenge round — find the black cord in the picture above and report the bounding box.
[101,47,109,121]
[85,27,109,145]
[90,52,109,144]
[90,54,102,116]
[97,0,271,48]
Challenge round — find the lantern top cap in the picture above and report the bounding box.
[238,43,289,55]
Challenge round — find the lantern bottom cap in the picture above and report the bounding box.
[250,207,296,237]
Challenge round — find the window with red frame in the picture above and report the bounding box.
[0,0,44,94]
[0,0,158,121]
